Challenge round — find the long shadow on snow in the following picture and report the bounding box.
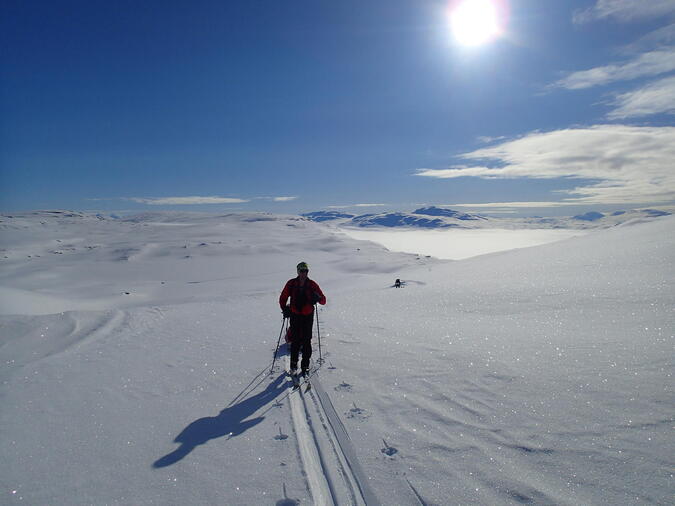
[153,373,288,468]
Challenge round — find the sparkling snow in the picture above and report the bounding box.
[1,211,673,505]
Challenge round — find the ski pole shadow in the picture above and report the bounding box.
[153,373,288,468]
[225,342,291,409]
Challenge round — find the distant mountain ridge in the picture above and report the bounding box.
[573,211,605,222]
[301,211,355,222]
[350,213,449,228]
[571,209,671,222]
[301,206,672,230]
[413,207,487,221]
[3,207,671,232]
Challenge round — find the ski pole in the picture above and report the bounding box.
[315,303,322,364]
[270,316,286,374]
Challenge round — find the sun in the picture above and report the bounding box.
[449,0,503,47]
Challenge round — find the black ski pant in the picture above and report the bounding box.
[289,312,313,371]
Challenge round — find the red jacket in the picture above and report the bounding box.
[279,278,326,315]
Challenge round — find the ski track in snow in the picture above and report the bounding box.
[0,309,128,381]
[287,355,379,505]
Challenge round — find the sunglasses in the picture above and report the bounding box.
[298,269,309,273]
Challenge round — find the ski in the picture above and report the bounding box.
[288,369,313,391]
[301,370,312,392]
[289,371,301,390]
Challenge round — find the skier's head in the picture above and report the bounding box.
[296,261,309,275]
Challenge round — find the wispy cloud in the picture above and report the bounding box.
[608,74,675,118]
[449,201,583,208]
[271,196,298,202]
[416,125,675,205]
[476,135,508,144]
[327,203,388,209]
[129,196,249,205]
[552,48,675,89]
[625,23,675,52]
[573,0,675,24]
[555,3,675,120]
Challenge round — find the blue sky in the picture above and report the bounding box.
[2,0,674,216]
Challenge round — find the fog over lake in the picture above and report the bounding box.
[341,228,587,260]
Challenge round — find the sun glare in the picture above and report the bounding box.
[449,0,503,47]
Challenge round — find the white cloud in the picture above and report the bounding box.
[416,125,675,205]
[574,0,675,24]
[476,135,508,144]
[626,23,675,52]
[272,196,298,202]
[449,201,583,208]
[327,203,388,209]
[608,74,675,118]
[130,196,249,205]
[552,48,675,89]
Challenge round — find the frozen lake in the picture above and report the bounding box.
[340,227,587,260]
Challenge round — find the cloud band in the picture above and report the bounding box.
[130,196,249,205]
[416,124,675,205]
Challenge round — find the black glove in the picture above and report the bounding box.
[311,292,321,304]
[282,306,292,318]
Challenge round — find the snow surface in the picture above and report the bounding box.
[1,210,673,505]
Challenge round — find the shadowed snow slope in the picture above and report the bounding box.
[1,211,673,505]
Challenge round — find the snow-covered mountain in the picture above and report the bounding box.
[344,207,489,228]
[413,206,487,220]
[302,206,672,230]
[1,210,673,505]
[301,210,355,222]
[351,212,451,228]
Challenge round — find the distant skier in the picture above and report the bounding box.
[394,278,401,288]
[279,262,326,376]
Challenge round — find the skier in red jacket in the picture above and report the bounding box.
[279,261,326,376]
